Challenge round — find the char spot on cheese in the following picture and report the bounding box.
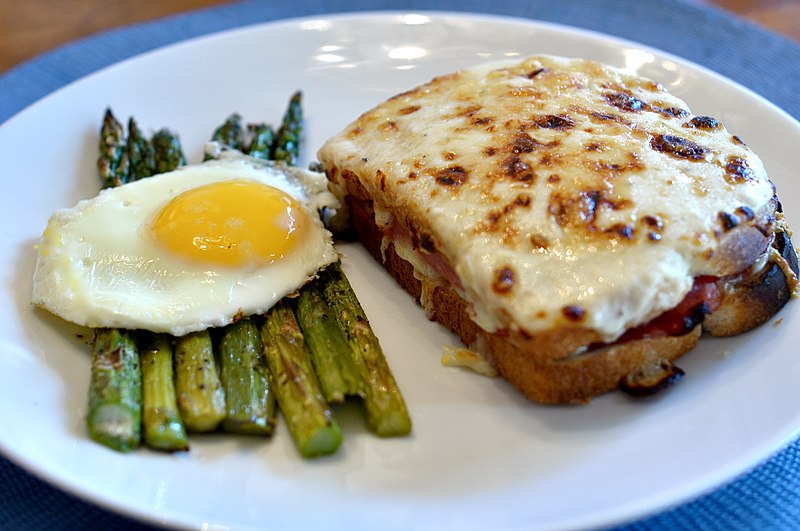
[611,223,635,239]
[502,156,535,182]
[408,171,418,180]
[431,165,469,186]
[589,152,643,175]
[589,111,631,125]
[505,194,532,214]
[725,156,755,183]
[509,134,536,154]
[484,194,534,233]
[735,205,755,221]
[562,305,586,322]
[527,67,548,79]
[408,223,437,253]
[591,160,623,173]
[650,134,710,161]
[732,135,747,146]
[348,127,363,137]
[686,116,720,130]
[548,174,561,184]
[539,153,561,167]
[655,106,689,118]
[549,188,639,241]
[381,121,399,132]
[585,142,606,152]
[509,132,554,154]
[549,191,600,229]
[610,197,633,211]
[532,114,575,129]
[492,266,515,294]
[502,118,517,131]
[398,105,421,115]
[642,215,665,230]
[513,194,532,208]
[459,104,493,126]
[484,147,498,156]
[604,92,646,112]
[461,104,483,116]
[444,151,457,161]
[530,233,549,251]
[718,211,740,231]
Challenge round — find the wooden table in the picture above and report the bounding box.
[0,0,798,74]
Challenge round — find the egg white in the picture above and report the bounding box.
[31,155,340,336]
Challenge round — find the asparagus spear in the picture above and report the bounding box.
[246,122,275,159]
[173,331,226,432]
[295,283,363,403]
[320,262,411,437]
[139,332,189,452]
[218,317,277,435]
[271,91,303,165]
[211,113,245,151]
[261,301,342,457]
[87,328,142,452]
[97,108,128,188]
[125,117,155,182]
[129,123,188,449]
[152,128,186,173]
[205,116,283,434]
[90,113,145,452]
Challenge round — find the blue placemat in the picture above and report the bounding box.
[2,0,799,529]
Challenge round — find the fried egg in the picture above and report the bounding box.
[31,153,340,336]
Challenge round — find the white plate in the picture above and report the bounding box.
[2,11,799,531]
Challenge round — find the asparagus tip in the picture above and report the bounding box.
[299,422,343,458]
[87,404,140,453]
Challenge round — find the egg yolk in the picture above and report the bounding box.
[150,180,309,268]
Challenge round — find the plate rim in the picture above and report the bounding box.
[2,10,800,531]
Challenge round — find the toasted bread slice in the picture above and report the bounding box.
[318,55,797,403]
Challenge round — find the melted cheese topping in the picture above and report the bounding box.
[318,55,776,341]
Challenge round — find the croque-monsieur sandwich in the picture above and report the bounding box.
[317,55,799,404]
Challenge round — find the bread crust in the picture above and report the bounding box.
[704,229,798,336]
